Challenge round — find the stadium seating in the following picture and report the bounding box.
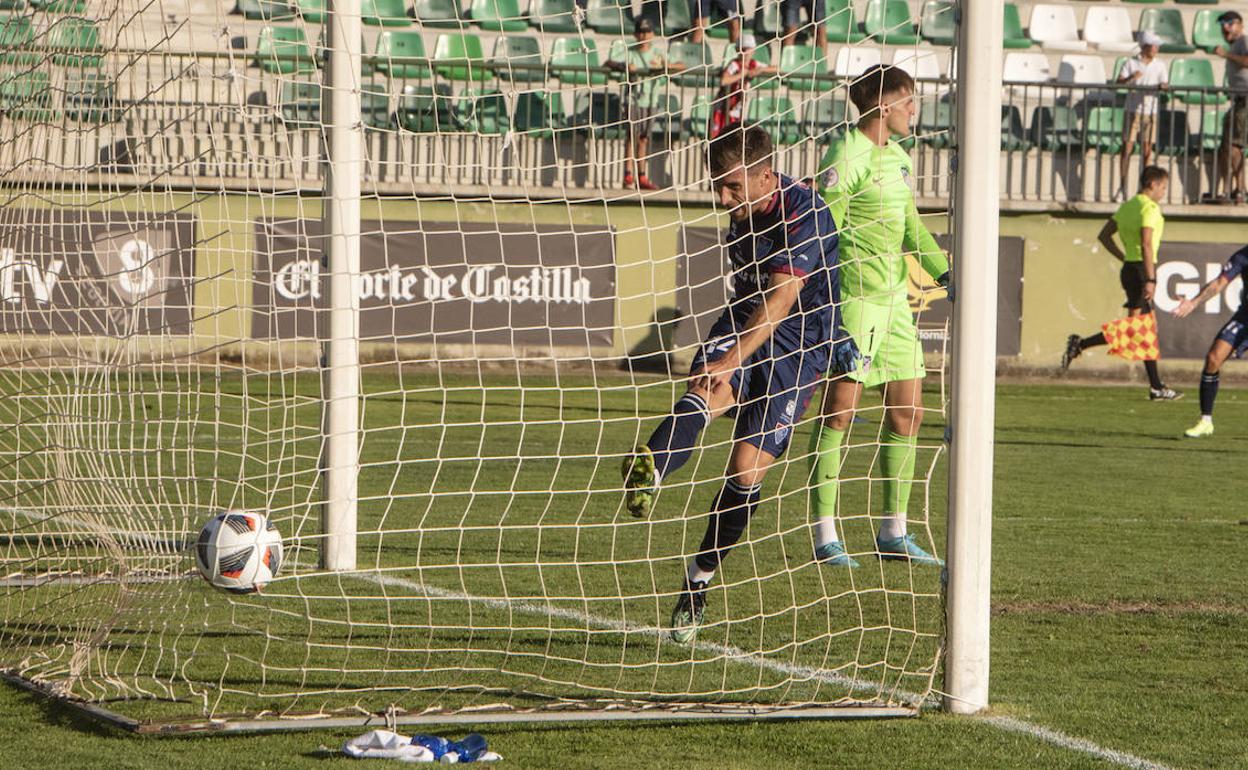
[1028,4,1086,51]
[1003,4,1033,49]
[1196,109,1225,152]
[834,46,881,77]
[255,25,314,74]
[826,0,864,44]
[1001,105,1030,150]
[433,32,487,81]
[512,90,566,136]
[651,93,684,140]
[362,0,411,26]
[570,91,625,138]
[919,0,955,47]
[892,47,942,82]
[397,83,456,132]
[667,40,715,88]
[1155,109,1192,155]
[457,89,508,134]
[801,93,847,141]
[471,0,527,31]
[551,38,608,85]
[294,0,325,23]
[1139,8,1195,54]
[0,71,54,120]
[703,4,735,39]
[1082,6,1136,54]
[413,0,461,27]
[864,0,921,46]
[644,0,691,38]
[753,0,782,41]
[1083,106,1124,152]
[1192,10,1225,52]
[686,94,712,139]
[493,36,545,82]
[361,82,395,129]
[235,0,295,21]
[0,16,35,64]
[530,0,578,33]
[723,41,777,89]
[1169,57,1228,105]
[278,80,321,127]
[586,0,634,36]
[746,95,800,144]
[50,18,102,67]
[65,71,114,123]
[30,0,85,12]
[1003,51,1053,83]
[1030,104,1080,150]
[376,30,430,79]
[1056,54,1108,86]
[917,101,952,147]
[779,44,829,91]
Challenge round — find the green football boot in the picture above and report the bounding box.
[621,445,658,518]
[877,534,944,567]
[814,542,860,568]
[669,579,707,644]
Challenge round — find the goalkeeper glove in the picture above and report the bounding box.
[830,333,861,375]
[937,271,954,303]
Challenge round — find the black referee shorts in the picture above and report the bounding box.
[1120,261,1152,312]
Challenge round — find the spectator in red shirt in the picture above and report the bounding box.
[709,35,778,139]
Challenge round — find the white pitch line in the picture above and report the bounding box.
[983,716,1175,770]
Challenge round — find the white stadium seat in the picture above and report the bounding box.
[835,46,882,78]
[892,48,943,82]
[1029,4,1087,52]
[1056,54,1108,86]
[1082,7,1137,54]
[1003,52,1053,83]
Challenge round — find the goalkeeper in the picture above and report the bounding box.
[620,123,857,643]
[808,64,949,568]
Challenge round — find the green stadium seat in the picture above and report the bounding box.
[277,80,321,127]
[570,91,625,138]
[376,30,430,80]
[530,0,578,33]
[826,0,864,43]
[65,71,115,122]
[512,90,566,136]
[295,0,326,22]
[29,0,86,12]
[651,93,684,140]
[1001,105,1030,151]
[0,16,35,64]
[471,0,527,31]
[1170,58,1228,106]
[1155,109,1191,156]
[550,37,607,85]
[433,32,487,81]
[493,35,545,82]
[687,93,712,138]
[413,0,461,27]
[1176,0,1219,5]
[919,0,954,46]
[753,0,781,40]
[363,0,411,26]
[235,0,296,20]
[1083,107,1124,153]
[1193,10,1225,53]
[778,44,828,91]
[0,71,55,120]
[50,18,102,67]
[0,0,25,10]
[1002,4,1031,49]
[1139,9,1195,54]
[255,25,315,74]
[667,40,714,88]
[1030,105,1080,150]
[456,89,508,134]
[585,0,633,35]
[361,80,393,128]
[605,37,628,78]
[1123,0,1164,4]
[864,0,921,46]
[1197,109,1226,152]
[703,5,735,39]
[745,95,799,144]
[397,82,456,132]
[642,0,690,38]
[917,101,953,147]
[801,93,847,142]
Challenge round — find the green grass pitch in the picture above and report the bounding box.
[1,375,1246,769]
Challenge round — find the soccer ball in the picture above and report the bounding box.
[194,510,283,594]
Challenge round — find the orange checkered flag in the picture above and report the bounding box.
[1101,311,1161,361]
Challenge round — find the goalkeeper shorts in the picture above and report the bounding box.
[839,298,926,388]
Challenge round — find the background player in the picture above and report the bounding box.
[1061,166,1181,401]
[619,123,856,642]
[808,65,949,568]
[1174,244,1248,437]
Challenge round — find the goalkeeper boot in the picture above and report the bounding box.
[670,579,707,644]
[815,542,860,568]
[1060,334,1082,371]
[1149,386,1183,401]
[877,534,945,567]
[1184,419,1214,438]
[621,445,658,518]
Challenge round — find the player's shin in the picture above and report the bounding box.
[808,425,845,548]
[690,478,763,580]
[646,392,711,480]
[877,430,918,541]
[1199,370,1219,417]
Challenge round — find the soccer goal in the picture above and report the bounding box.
[0,0,998,731]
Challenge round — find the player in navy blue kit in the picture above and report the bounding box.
[619,124,858,643]
[1174,244,1248,437]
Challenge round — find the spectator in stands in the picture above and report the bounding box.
[1214,10,1248,203]
[688,0,740,45]
[1114,31,1168,203]
[607,18,683,191]
[782,0,826,56]
[709,34,778,139]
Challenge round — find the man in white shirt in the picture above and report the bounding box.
[1115,31,1168,202]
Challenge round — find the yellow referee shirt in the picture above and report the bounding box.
[1111,194,1164,264]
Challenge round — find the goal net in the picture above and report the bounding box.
[0,0,957,728]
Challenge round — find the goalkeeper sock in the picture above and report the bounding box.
[686,561,716,586]
[693,478,762,572]
[646,393,710,480]
[1199,370,1219,417]
[877,430,917,541]
[1080,333,1106,350]
[1143,360,1163,390]
[808,425,845,548]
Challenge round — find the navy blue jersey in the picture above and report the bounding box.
[1219,245,1248,307]
[723,174,842,364]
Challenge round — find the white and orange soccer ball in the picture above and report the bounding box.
[194,511,283,594]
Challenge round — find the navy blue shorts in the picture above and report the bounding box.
[1216,308,1248,358]
[688,0,740,22]
[782,0,825,28]
[690,314,826,459]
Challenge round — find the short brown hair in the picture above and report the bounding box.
[708,122,773,176]
[1140,165,1169,190]
[849,64,915,117]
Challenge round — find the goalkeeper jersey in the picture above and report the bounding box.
[817,128,948,304]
